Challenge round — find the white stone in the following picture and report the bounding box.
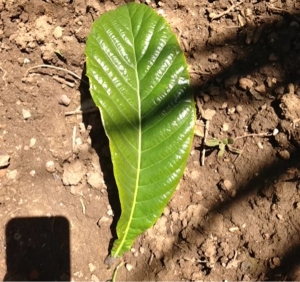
[22,109,31,119]
[29,137,36,148]
[125,263,133,271]
[0,153,10,168]
[88,262,96,272]
[53,26,63,39]
[45,160,55,173]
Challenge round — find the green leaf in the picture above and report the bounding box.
[205,138,220,147]
[222,138,229,145]
[227,137,235,145]
[218,143,225,158]
[85,3,195,258]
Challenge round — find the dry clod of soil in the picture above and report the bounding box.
[250,106,278,133]
[280,93,300,121]
[62,160,86,185]
[0,153,10,168]
[87,171,104,189]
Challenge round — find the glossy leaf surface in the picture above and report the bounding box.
[85,3,195,257]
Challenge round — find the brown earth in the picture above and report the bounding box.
[0,0,300,281]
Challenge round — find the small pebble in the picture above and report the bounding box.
[59,94,71,106]
[88,262,96,272]
[257,142,264,149]
[276,214,283,220]
[236,105,243,112]
[79,122,86,134]
[227,107,236,115]
[0,153,10,168]
[202,94,210,102]
[45,160,56,173]
[255,84,266,93]
[22,109,31,120]
[222,179,232,190]
[139,247,145,254]
[287,83,295,94]
[266,77,277,88]
[125,263,133,272]
[229,226,239,232]
[269,256,281,268]
[97,216,110,227]
[221,102,228,109]
[272,128,279,136]
[163,206,170,216]
[239,77,253,90]
[222,123,229,132]
[278,150,290,160]
[23,58,30,64]
[29,137,36,148]
[107,209,114,216]
[29,170,36,177]
[53,26,63,39]
[91,274,100,282]
[75,137,82,146]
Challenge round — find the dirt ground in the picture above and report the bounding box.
[0,0,300,280]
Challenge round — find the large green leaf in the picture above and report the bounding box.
[85,3,195,258]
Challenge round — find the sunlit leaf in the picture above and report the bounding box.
[85,3,195,257]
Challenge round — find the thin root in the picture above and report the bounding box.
[0,66,7,87]
[24,64,87,84]
[267,4,300,21]
[79,198,86,215]
[210,0,245,20]
[64,107,99,116]
[235,132,272,140]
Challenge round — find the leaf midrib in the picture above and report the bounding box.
[113,5,142,257]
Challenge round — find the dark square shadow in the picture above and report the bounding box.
[3,216,70,281]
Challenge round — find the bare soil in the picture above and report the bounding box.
[1,0,300,281]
